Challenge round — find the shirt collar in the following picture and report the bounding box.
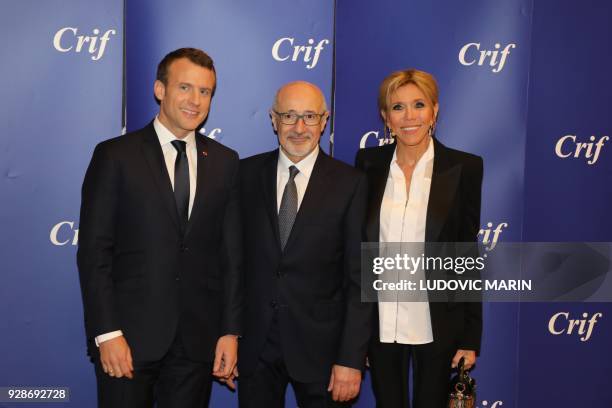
[278,145,319,179]
[154,116,196,148]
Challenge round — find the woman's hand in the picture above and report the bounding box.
[451,349,476,370]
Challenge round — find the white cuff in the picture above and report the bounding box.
[95,330,123,347]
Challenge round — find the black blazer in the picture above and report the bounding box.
[355,138,483,353]
[77,123,242,362]
[238,149,372,382]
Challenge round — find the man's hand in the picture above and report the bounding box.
[451,349,477,370]
[212,335,238,380]
[99,336,133,379]
[327,364,361,402]
[218,366,239,391]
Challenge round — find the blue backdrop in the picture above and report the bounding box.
[0,0,610,407]
[518,0,612,405]
[0,1,123,407]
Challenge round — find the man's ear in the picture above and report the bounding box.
[270,110,278,132]
[154,80,165,102]
[320,111,330,133]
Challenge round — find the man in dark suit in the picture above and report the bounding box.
[237,81,372,407]
[77,48,242,408]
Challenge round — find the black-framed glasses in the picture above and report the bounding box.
[273,110,326,126]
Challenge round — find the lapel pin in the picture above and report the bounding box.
[202,151,208,158]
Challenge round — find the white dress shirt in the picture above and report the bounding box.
[276,146,319,213]
[378,139,435,344]
[154,116,198,218]
[95,117,198,346]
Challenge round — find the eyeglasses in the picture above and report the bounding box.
[273,110,326,126]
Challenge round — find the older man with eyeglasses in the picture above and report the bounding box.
[235,81,372,407]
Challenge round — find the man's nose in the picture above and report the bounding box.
[188,89,201,106]
[294,117,307,132]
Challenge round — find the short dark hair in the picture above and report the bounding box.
[156,47,216,88]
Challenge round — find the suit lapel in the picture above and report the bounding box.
[282,150,331,252]
[141,123,181,233]
[425,139,462,242]
[184,135,211,237]
[366,143,395,242]
[261,150,281,250]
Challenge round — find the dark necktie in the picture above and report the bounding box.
[278,165,299,250]
[171,140,189,229]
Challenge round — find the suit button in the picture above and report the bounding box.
[180,245,188,252]
[270,301,278,309]
[175,276,180,281]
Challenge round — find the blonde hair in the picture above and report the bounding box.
[378,69,439,117]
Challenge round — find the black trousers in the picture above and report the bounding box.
[94,333,213,408]
[368,341,454,408]
[238,316,350,408]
